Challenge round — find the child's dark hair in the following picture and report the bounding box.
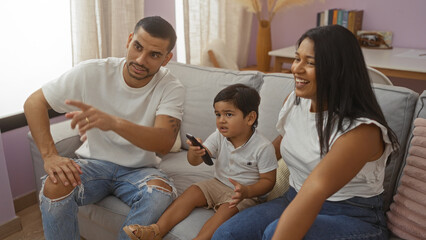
[213,83,260,128]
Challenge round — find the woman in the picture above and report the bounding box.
[212,25,399,240]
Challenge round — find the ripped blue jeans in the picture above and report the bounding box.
[39,158,176,240]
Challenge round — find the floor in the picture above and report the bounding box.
[4,204,44,240]
[4,204,86,240]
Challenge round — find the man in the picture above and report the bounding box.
[24,16,184,239]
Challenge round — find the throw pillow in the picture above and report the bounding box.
[267,158,290,201]
[170,130,182,152]
[387,118,426,240]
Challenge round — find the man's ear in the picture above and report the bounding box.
[162,52,173,66]
[126,32,134,49]
[247,111,257,126]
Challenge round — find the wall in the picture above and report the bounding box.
[0,133,16,225]
[2,116,66,200]
[247,0,426,92]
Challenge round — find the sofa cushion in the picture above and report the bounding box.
[166,61,263,149]
[159,151,214,195]
[372,84,419,211]
[257,73,294,141]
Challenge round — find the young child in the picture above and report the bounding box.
[123,83,278,240]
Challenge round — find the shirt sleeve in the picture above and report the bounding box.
[276,91,296,136]
[155,72,185,121]
[257,142,278,174]
[202,129,220,159]
[42,63,86,113]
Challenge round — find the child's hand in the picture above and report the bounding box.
[229,178,248,208]
[186,138,206,157]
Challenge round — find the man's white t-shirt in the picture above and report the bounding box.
[203,129,278,189]
[42,57,185,168]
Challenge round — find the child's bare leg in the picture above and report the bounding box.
[156,185,207,237]
[194,203,239,240]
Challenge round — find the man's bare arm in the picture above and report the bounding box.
[65,100,181,155]
[24,89,82,187]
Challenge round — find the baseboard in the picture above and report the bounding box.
[14,191,38,213]
[0,216,22,239]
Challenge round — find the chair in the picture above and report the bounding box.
[367,66,393,85]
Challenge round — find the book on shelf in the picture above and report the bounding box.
[316,9,363,35]
[347,10,364,35]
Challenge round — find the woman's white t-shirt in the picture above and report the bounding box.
[276,91,394,201]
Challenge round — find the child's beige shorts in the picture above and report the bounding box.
[194,178,260,212]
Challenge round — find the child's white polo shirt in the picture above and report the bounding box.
[203,129,278,189]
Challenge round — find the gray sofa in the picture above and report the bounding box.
[28,61,424,239]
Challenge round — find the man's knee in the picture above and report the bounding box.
[146,178,172,192]
[43,176,75,200]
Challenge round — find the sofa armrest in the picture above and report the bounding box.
[28,119,82,193]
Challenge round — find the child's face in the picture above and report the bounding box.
[214,101,255,147]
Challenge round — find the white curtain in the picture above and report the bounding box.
[70,0,144,65]
[182,0,252,68]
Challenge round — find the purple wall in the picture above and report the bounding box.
[0,133,16,225]
[2,116,66,199]
[247,0,426,92]
[248,0,426,66]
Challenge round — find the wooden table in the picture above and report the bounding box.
[269,46,426,81]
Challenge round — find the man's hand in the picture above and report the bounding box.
[44,155,82,187]
[229,178,249,208]
[65,100,118,135]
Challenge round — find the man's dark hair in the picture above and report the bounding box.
[134,16,177,52]
[213,84,260,128]
[295,25,399,156]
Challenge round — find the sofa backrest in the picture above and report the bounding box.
[166,62,263,149]
[372,84,419,211]
[167,62,420,211]
[257,73,294,141]
[413,90,426,120]
[393,90,426,191]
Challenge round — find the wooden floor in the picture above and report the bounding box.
[4,204,44,240]
[3,204,87,240]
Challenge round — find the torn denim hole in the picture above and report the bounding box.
[39,175,85,211]
[137,175,177,199]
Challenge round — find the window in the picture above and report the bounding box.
[0,0,72,118]
[175,0,186,63]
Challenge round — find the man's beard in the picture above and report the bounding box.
[127,62,156,81]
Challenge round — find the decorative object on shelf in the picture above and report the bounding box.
[357,31,393,49]
[235,0,315,72]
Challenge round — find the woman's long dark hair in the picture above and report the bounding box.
[295,25,399,156]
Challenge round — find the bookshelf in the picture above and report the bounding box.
[316,9,364,35]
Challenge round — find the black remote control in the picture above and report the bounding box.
[185,133,214,166]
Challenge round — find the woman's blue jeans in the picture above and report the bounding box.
[39,158,176,240]
[212,187,388,240]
